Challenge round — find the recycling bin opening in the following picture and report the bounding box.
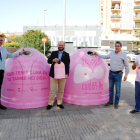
[1,48,51,109]
[87,51,94,56]
[24,51,31,55]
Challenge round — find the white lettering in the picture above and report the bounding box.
[77,37,83,47]
[70,36,76,46]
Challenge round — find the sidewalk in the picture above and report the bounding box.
[0,73,140,140]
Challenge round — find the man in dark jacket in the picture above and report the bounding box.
[47,41,70,110]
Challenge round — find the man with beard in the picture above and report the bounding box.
[47,41,70,110]
[0,35,25,110]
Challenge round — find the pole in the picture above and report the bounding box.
[114,18,116,48]
[44,11,45,33]
[63,0,66,42]
[44,42,45,55]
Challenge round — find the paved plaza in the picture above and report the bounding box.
[0,63,140,140]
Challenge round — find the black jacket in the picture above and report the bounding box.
[48,51,70,78]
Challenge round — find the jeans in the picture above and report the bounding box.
[135,81,140,111]
[109,71,123,104]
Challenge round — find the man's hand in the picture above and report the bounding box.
[19,49,25,55]
[132,62,137,70]
[123,77,127,81]
[94,52,98,56]
[65,75,68,79]
[52,58,59,63]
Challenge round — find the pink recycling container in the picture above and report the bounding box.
[136,67,140,82]
[54,62,65,79]
[1,48,50,109]
[63,48,109,106]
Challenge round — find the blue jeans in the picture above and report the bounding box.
[109,71,123,104]
[135,81,140,111]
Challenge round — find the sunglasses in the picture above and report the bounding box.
[0,40,3,41]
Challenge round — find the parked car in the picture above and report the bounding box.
[126,53,136,62]
[128,50,139,55]
[97,48,114,65]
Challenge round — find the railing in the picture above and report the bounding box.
[134,25,140,28]
[111,24,120,28]
[134,16,140,19]
[111,15,121,18]
[134,6,140,9]
[111,6,121,9]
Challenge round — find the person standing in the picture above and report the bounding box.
[0,35,25,110]
[130,55,140,113]
[47,41,70,110]
[94,41,129,109]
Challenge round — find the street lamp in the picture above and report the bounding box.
[44,9,47,33]
[63,0,66,42]
[37,20,39,26]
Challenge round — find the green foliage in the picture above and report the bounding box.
[3,42,20,48]
[15,35,23,48]
[133,31,140,49]
[134,31,140,38]
[7,33,16,43]
[22,30,51,55]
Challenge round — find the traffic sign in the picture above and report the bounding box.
[42,37,47,43]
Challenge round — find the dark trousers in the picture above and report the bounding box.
[135,81,140,111]
[0,70,4,95]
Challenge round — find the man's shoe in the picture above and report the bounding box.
[46,105,53,110]
[57,104,64,109]
[0,104,7,110]
[104,102,113,107]
[114,103,119,109]
[130,109,139,113]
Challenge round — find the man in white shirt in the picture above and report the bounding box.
[0,35,25,110]
[130,54,140,113]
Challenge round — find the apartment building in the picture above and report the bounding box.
[100,0,140,34]
[99,0,140,49]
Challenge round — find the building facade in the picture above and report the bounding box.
[100,0,140,34]
[100,0,139,49]
[23,25,101,50]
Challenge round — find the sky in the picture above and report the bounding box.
[0,0,100,33]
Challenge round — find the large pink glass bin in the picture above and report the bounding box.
[63,48,109,105]
[1,48,50,109]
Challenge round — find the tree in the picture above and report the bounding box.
[133,31,140,49]
[134,31,140,38]
[3,42,20,48]
[6,33,16,43]
[15,35,23,48]
[22,30,51,55]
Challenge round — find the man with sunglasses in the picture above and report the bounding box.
[0,35,25,110]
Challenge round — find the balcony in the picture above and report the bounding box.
[111,24,120,30]
[112,0,121,3]
[134,16,140,21]
[133,25,140,30]
[134,6,140,11]
[111,6,121,11]
[111,15,121,20]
